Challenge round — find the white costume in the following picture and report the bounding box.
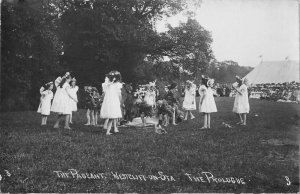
[233,84,250,113]
[37,88,53,115]
[51,80,73,115]
[199,85,217,113]
[100,82,123,119]
[182,84,196,110]
[69,86,79,111]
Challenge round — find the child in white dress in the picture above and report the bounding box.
[182,80,196,120]
[37,82,54,125]
[100,71,123,135]
[51,73,78,129]
[232,76,250,125]
[199,76,217,129]
[144,86,156,108]
[69,78,79,124]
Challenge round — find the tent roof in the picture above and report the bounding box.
[244,60,299,84]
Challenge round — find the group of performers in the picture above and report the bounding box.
[37,71,250,134]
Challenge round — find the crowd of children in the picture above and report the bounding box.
[37,71,251,134]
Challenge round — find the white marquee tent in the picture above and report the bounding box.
[244,60,299,84]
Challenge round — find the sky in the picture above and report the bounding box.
[156,0,299,67]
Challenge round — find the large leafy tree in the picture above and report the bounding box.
[52,0,188,85]
[1,0,212,111]
[1,0,63,111]
[150,18,214,85]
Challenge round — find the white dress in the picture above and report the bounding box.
[199,85,217,113]
[37,90,53,115]
[51,82,73,115]
[100,82,123,119]
[51,77,63,112]
[233,84,249,113]
[183,85,196,110]
[144,90,156,106]
[69,86,78,111]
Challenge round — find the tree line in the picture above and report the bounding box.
[1,0,252,111]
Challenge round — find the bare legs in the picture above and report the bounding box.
[241,113,247,125]
[113,119,119,132]
[103,119,109,129]
[70,113,73,124]
[64,115,71,129]
[54,114,63,128]
[172,109,177,125]
[141,113,146,128]
[90,110,95,125]
[85,109,91,125]
[41,115,48,125]
[106,118,119,135]
[106,119,113,135]
[235,113,247,125]
[54,114,71,129]
[207,113,211,128]
[184,111,195,120]
[201,113,208,129]
[84,109,98,126]
[201,113,211,129]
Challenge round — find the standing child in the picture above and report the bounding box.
[91,87,101,126]
[154,100,169,134]
[199,76,217,129]
[232,76,250,125]
[37,82,54,125]
[51,73,78,129]
[182,80,196,120]
[69,78,78,124]
[100,71,123,135]
[84,86,93,125]
[144,81,157,109]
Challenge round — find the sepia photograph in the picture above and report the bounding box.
[0,0,299,193]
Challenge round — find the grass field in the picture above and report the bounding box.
[0,97,299,193]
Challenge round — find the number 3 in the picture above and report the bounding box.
[285,176,291,186]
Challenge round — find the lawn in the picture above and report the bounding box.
[0,97,299,193]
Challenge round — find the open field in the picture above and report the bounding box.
[0,97,299,193]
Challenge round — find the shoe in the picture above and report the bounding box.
[53,125,59,129]
[114,129,119,133]
[200,126,207,129]
[106,133,113,135]
[64,126,72,130]
[84,123,90,126]
[191,116,195,120]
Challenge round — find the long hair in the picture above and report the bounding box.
[201,78,209,88]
